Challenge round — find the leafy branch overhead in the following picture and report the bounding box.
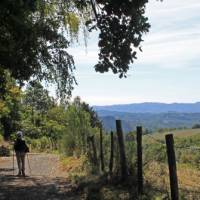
[88,0,151,78]
[0,0,82,99]
[0,0,152,99]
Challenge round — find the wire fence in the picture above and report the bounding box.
[145,133,200,152]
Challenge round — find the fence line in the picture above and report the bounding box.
[145,134,166,146]
[145,134,200,151]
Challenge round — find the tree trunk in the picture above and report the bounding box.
[90,136,98,165]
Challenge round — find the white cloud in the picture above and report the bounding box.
[69,0,200,71]
[59,0,200,105]
[132,0,200,70]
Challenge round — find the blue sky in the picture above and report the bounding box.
[68,0,200,106]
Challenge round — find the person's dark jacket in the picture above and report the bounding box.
[14,139,29,153]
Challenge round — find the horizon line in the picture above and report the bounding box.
[92,101,200,107]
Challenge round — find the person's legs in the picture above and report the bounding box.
[16,152,22,175]
[20,152,26,176]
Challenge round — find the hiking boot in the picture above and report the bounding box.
[17,171,21,176]
[22,170,26,177]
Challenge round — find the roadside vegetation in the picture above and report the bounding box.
[0,75,200,199]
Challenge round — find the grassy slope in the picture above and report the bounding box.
[144,128,200,199]
[59,129,200,199]
[145,128,200,140]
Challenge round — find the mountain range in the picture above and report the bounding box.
[94,102,200,113]
[93,102,200,132]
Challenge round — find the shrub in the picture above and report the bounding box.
[30,139,41,151]
[0,134,3,144]
[40,136,50,150]
[0,145,10,157]
[192,124,200,129]
[60,133,76,156]
[144,143,166,163]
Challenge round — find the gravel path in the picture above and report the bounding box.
[0,154,82,200]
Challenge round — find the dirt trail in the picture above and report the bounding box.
[0,154,82,200]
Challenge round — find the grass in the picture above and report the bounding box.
[59,155,88,183]
[144,128,200,141]
[58,129,200,199]
[144,161,200,199]
[143,128,200,199]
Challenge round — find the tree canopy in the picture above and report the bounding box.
[0,0,153,99]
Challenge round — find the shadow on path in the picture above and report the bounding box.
[0,174,81,200]
[0,154,85,199]
[0,168,14,172]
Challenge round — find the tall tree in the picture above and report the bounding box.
[0,70,21,139]
[0,0,156,98]
[23,81,54,116]
[0,0,82,99]
[73,96,101,128]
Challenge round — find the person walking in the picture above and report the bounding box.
[14,131,29,177]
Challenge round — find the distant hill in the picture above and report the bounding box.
[94,106,200,132]
[94,102,200,113]
[144,128,200,141]
[94,103,200,132]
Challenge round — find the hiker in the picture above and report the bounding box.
[14,131,29,176]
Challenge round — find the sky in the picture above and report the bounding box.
[68,0,200,106]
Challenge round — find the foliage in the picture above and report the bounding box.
[125,140,137,175]
[59,103,93,157]
[27,136,51,152]
[0,134,3,143]
[0,0,81,99]
[0,0,157,98]
[0,76,101,156]
[0,145,10,157]
[89,0,151,78]
[23,81,55,115]
[80,99,101,128]
[0,70,21,139]
[20,84,101,157]
[144,143,166,164]
[192,123,200,129]
[175,135,200,169]
[60,155,87,178]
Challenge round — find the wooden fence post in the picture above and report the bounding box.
[116,120,128,180]
[90,136,98,165]
[100,126,105,172]
[136,126,143,195]
[87,136,98,166]
[165,134,179,200]
[109,131,114,175]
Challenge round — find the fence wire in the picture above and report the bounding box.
[145,133,200,152]
[145,134,166,146]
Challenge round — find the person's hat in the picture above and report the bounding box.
[16,131,23,138]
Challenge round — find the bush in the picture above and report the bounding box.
[60,133,76,156]
[30,139,41,151]
[0,134,3,143]
[40,136,50,150]
[192,124,200,129]
[144,143,166,163]
[0,145,10,157]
